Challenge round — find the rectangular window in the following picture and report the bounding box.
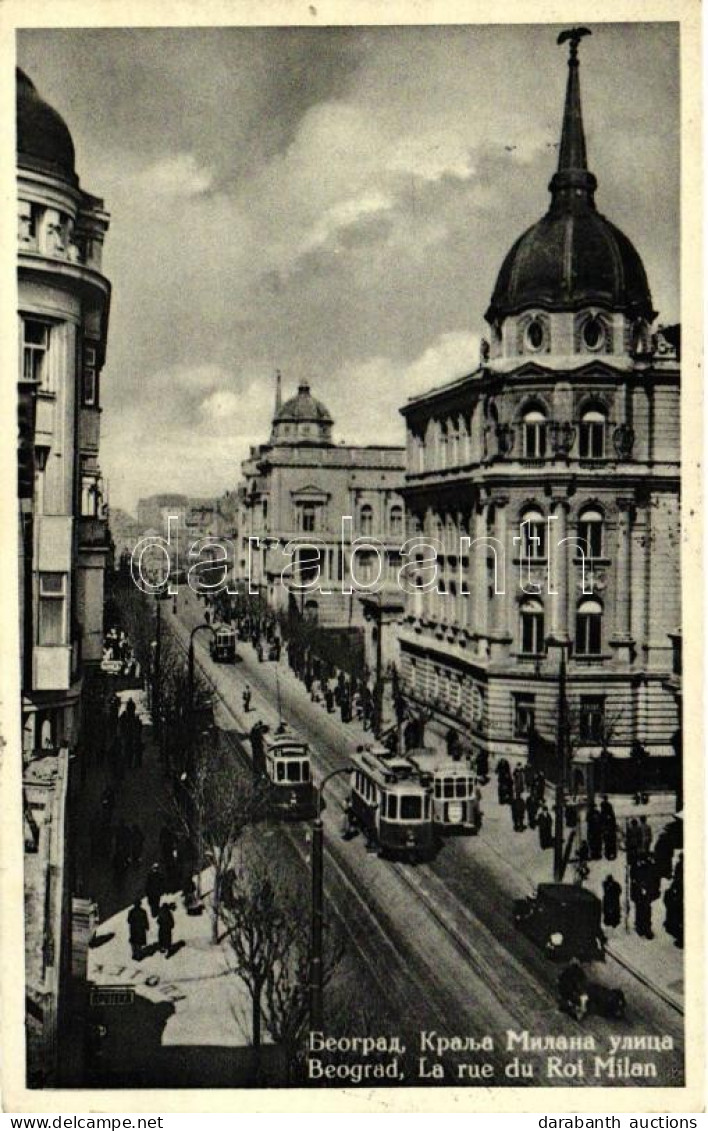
[520,608,544,655]
[514,693,536,738]
[387,794,398,820]
[400,795,422,820]
[579,696,605,743]
[38,572,67,645]
[301,505,315,533]
[22,319,50,385]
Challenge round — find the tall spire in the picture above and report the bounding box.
[549,27,597,212]
[274,368,282,416]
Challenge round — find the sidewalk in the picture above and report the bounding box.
[71,683,281,1086]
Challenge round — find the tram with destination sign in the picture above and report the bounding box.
[348,745,434,861]
[407,746,481,835]
[209,624,237,664]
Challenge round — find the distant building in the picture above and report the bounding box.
[398,35,680,789]
[17,67,111,1081]
[236,375,406,632]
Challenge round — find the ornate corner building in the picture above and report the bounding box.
[17,69,111,1083]
[17,67,112,754]
[398,35,680,790]
[238,374,406,634]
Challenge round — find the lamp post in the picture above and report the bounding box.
[372,591,384,738]
[310,766,353,1033]
[551,637,570,882]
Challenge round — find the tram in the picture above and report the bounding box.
[249,722,317,820]
[209,624,237,664]
[348,745,434,861]
[407,746,480,835]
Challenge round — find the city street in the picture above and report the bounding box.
[168,589,684,1088]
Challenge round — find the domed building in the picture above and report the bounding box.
[398,31,680,803]
[237,372,405,645]
[17,68,112,1083]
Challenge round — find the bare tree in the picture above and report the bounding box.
[221,863,344,1075]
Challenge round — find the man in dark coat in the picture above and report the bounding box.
[587,803,603,860]
[602,875,622,928]
[638,815,653,857]
[526,792,539,830]
[512,764,525,799]
[653,828,674,879]
[626,818,642,868]
[511,794,525,832]
[538,805,553,849]
[600,795,617,859]
[127,898,149,960]
[157,903,175,955]
[146,863,164,918]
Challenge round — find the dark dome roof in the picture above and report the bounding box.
[274,382,333,424]
[485,33,654,326]
[487,208,654,323]
[17,68,76,182]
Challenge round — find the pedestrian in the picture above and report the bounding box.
[325,686,334,714]
[602,875,622,928]
[599,795,617,860]
[127,898,149,960]
[626,818,641,868]
[511,794,525,832]
[639,815,653,857]
[587,802,603,860]
[476,748,489,783]
[653,828,674,880]
[525,792,539,830]
[243,685,252,713]
[512,763,525,799]
[538,805,553,850]
[146,863,164,918]
[157,902,175,955]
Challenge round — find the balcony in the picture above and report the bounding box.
[78,515,110,550]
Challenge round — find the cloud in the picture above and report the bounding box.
[134,153,214,198]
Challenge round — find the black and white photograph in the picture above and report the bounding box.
[2,2,702,1113]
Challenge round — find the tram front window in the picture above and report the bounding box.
[387,795,398,820]
[442,778,455,799]
[400,795,422,820]
[456,779,469,798]
[286,761,302,782]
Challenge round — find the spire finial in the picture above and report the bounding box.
[557,26,592,62]
[549,26,596,211]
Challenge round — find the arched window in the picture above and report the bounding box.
[520,508,546,559]
[525,318,545,351]
[439,421,449,468]
[389,505,403,537]
[523,409,547,458]
[577,508,603,559]
[579,408,606,459]
[576,598,603,656]
[520,598,545,656]
[360,504,373,536]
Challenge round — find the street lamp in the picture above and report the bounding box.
[310,765,353,1032]
[549,635,570,882]
[372,591,384,739]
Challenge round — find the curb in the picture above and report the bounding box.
[605,942,684,1015]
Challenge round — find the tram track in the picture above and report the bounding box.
[158,614,657,1087]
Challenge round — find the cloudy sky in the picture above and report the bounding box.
[18,22,679,514]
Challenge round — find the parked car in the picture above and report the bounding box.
[513,883,606,962]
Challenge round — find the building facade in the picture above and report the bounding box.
[237,377,406,630]
[398,35,680,787]
[17,67,112,1082]
[18,66,112,755]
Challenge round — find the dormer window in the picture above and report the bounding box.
[582,315,605,351]
[525,318,545,351]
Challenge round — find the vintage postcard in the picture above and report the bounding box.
[0,0,702,1114]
